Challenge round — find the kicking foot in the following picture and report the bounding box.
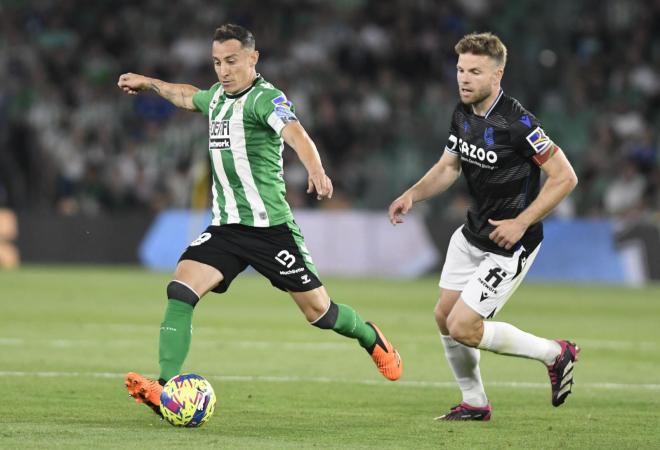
[125,372,164,417]
[365,321,402,381]
[547,340,580,407]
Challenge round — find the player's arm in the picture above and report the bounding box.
[388,151,461,225]
[488,146,578,249]
[117,73,199,111]
[281,121,333,200]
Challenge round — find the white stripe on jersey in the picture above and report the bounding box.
[251,91,264,109]
[484,89,504,118]
[209,97,241,224]
[230,98,270,227]
[210,182,222,226]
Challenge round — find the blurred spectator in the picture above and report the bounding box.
[0,0,658,219]
[604,159,647,217]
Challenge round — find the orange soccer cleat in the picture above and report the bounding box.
[365,321,402,381]
[125,372,163,417]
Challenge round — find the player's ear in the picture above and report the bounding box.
[494,66,504,83]
[250,50,259,67]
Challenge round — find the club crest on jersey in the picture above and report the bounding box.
[233,98,244,113]
[209,119,230,150]
[484,127,494,146]
[525,126,552,154]
[519,115,532,128]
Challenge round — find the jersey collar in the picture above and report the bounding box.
[472,89,503,119]
[225,74,262,99]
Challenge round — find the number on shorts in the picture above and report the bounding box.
[190,232,212,247]
[275,250,296,268]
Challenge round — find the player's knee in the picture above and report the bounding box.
[310,301,338,329]
[447,317,480,347]
[167,281,200,308]
[434,302,449,330]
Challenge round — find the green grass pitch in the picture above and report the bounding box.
[1,266,659,449]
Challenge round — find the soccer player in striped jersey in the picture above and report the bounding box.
[389,32,579,421]
[119,24,401,417]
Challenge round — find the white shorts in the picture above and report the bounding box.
[439,226,541,318]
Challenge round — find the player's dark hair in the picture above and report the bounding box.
[213,24,255,49]
[455,32,507,67]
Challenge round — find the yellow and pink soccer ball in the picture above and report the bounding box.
[159,374,216,427]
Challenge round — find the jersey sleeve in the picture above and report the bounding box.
[443,107,460,156]
[509,113,557,166]
[192,83,222,116]
[252,89,299,135]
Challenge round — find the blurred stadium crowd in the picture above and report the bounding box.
[1,0,659,219]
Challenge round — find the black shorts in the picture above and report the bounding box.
[179,222,323,294]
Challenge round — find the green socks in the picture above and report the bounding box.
[333,303,377,349]
[158,299,193,382]
[157,298,377,382]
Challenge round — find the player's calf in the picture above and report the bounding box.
[311,301,402,380]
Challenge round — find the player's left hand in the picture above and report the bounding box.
[488,218,527,250]
[307,171,333,200]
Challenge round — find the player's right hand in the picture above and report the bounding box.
[307,171,333,200]
[388,193,413,225]
[117,73,151,95]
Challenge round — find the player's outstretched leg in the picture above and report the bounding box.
[547,340,580,407]
[310,300,402,381]
[477,321,580,406]
[125,372,163,417]
[434,402,492,421]
[126,280,200,417]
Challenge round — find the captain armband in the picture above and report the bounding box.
[532,144,560,166]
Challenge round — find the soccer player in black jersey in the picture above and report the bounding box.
[389,32,580,421]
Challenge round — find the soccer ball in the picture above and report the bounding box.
[159,374,216,427]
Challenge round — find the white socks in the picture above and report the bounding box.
[478,321,561,366]
[440,334,488,407]
[440,322,562,406]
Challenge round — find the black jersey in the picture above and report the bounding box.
[444,90,556,256]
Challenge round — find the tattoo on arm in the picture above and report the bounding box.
[151,81,161,94]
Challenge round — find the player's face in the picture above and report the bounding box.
[212,39,259,94]
[456,53,503,105]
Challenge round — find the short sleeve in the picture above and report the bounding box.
[253,90,298,135]
[444,108,460,156]
[509,113,557,166]
[192,83,221,116]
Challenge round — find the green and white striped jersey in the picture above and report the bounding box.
[192,76,297,227]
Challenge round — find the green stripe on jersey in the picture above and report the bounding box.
[286,220,319,276]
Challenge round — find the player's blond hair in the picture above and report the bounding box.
[455,32,507,67]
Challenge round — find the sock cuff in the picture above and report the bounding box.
[440,333,459,348]
[167,280,200,308]
[478,321,495,350]
[310,300,338,329]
